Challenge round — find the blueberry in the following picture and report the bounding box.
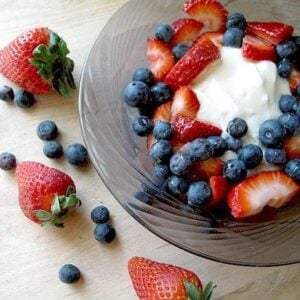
[278,113,299,136]
[238,144,263,169]
[296,104,300,119]
[225,136,242,152]
[43,141,63,159]
[150,140,173,163]
[188,138,214,160]
[259,119,285,147]
[226,13,247,30]
[278,59,292,78]
[91,205,110,223]
[152,164,170,179]
[155,23,174,43]
[124,81,150,107]
[223,159,247,183]
[0,85,14,101]
[94,223,116,243]
[172,43,190,60]
[66,143,89,166]
[150,82,172,106]
[187,181,212,207]
[167,176,188,195]
[223,28,244,48]
[276,40,298,59]
[169,152,193,176]
[59,264,80,284]
[37,120,58,141]
[153,121,173,140]
[132,68,154,86]
[265,148,287,165]
[132,116,153,137]
[279,95,297,113]
[0,152,16,170]
[207,136,228,157]
[14,90,35,108]
[227,118,248,138]
[285,159,300,182]
[297,83,300,97]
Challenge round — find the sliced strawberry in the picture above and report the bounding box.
[289,67,300,94]
[247,22,294,45]
[147,38,175,81]
[227,171,300,219]
[171,86,200,122]
[173,115,222,143]
[283,135,300,160]
[242,35,277,62]
[170,136,185,152]
[170,18,204,47]
[164,39,221,89]
[183,0,228,33]
[152,100,172,123]
[196,31,223,48]
[209,175,230,206]
[146,134,156,151]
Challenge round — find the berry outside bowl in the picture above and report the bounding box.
[79,0,300,266]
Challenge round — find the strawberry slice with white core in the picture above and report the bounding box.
[147,38,175,81]
[196,31,223,48]
[242,35,277,62]
[283,135,300,160]
[209,175,230,205]
[247,22,294,45]
[164,39,221,89]
[171,86,200,122]
[170,18,204,47]
[183,0,228,33]
[227,171,300,219]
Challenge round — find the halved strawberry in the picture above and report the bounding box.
[173,115,222,143]
[283,135,300,160]
[227,171,300,219]
[170,18,204,47]
[152,100,172,123]
[242,35,277,62]
[147,38,175,81]
[164,39,221,89]
[146,134,156,151]
[289,67,300,94]
[196,31,223,48]
[171,86,200,122]
[209,175,230,206]
[247,22,294,45]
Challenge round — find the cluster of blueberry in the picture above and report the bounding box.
[0,85,35,108]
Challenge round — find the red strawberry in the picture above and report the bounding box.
[128,256,216,300]
[170,18,204,47]
[227,171,300,219]
[242,35,277,62]
[0,28,75,96]
[247,22,294,45]
[147,38,175,81]
[196,31,223,48]
[165,39,221,89]
[283,135,300,160]
[289,67,300,94]
[171,86,200,122]
[183,0,228,33]
[16,161,80,227]
[189,158,224,181]
[173,115,222,143]
[209,175,230,206]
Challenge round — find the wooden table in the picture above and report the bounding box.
[0,1,299,299]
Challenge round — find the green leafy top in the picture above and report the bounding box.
[184,280,217,300]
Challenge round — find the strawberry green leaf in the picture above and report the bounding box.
[201,282,217,300]
[34,210,52,221]
[183,280,202,300]
[51,196,62,215]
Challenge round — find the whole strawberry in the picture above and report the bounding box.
[128,256,216,300]
[0,28,75,96]
[16,161,80,227]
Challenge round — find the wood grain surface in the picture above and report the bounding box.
[0,1,299,299]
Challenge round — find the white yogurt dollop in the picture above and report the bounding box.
[191,47,291,146]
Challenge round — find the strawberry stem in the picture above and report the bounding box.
[183,280,216,300]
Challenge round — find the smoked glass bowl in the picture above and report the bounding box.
[79,0,300,266]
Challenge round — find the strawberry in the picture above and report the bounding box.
[227,171,300,219]
[152,100,172,123]
[147,38,175,81]
[164,39,221,89]
[196,31,223,48]
[247,22,294,45]
[16,161,80,227]
[170,18,204,47]
[173,115,222,143]
[283,135,300,160]
[0,28,75,96]
[128,256,216,300]
[242,35,277,62]
[183,0,228,33]
[209,175,230,206]
[171,86,200,122]
[288,67,300,94]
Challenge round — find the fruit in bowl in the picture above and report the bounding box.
[124,0,300,220]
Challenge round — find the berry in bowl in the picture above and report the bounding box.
[79,0,300,266]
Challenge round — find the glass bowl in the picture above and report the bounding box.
[79,0,300,266]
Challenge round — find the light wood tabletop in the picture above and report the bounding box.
[0,1,299,299]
